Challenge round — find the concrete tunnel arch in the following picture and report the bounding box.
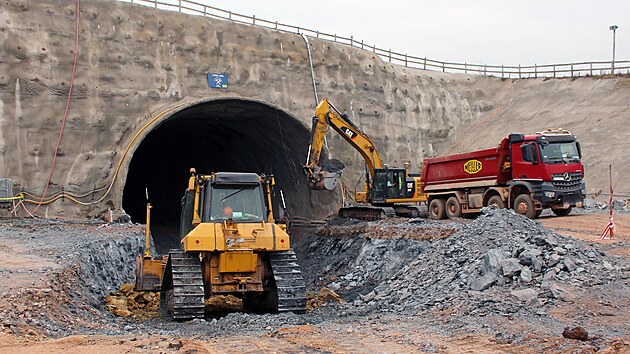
[120,98,336,253]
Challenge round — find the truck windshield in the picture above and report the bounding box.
[207,185,264,222]
[539,142,581,164]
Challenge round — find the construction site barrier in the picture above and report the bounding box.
[121,0,630,78]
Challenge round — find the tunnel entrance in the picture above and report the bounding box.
[122,99,325,253]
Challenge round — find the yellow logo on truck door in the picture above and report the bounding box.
[464,159,482,174]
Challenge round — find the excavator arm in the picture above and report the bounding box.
[305,98,384,190]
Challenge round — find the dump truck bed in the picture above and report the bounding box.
[421,147,510,192]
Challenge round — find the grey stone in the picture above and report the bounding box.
[541,269,556,289]
[510,288,538,302]
[500,258,522,277]
[603,261,615,271]
[553,246,568,255]
[520,266,533,282]
[470,273,497,291]
[531,234,558,247]
[531,256,543,273]
[362,290,376,302]
[548,253,561,267]
[483,249,505,275]
[563,257,577,272]
[612,199,625,211]
[519,248,542,266]
[550,283,575,302]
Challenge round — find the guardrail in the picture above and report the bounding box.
[122,0,630,78]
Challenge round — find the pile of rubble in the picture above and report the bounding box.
[584,198,629,212]
[301,218,463,299]
[105,284,159,319]
[357,208,628,316]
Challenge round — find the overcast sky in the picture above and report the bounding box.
[203,0,628,66]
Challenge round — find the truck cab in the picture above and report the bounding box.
[509,129,585,216]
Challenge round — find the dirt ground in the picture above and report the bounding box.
[540,212,630,255]
[0,212,628,353]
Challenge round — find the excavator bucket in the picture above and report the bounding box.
[134,255,165,292]
[308,159,345,191]
[309,170,343,190]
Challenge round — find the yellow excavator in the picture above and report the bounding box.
[135,170,306,320]
[304,98,427,219]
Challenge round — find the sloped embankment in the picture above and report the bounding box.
[0,219,143,337]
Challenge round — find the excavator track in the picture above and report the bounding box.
[339,206,396,220]
[163,250,205,321]
[269,250,307,314]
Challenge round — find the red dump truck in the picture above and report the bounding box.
[422,129,585,219]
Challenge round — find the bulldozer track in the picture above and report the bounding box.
[269,250,307,313]
[166,250,205,320]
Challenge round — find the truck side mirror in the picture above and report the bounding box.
[576,141,582,158]
[531,144,539,164]
[521,143,538,164]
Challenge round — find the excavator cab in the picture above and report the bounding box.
[371,168,412,203]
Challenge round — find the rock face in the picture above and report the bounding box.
[0,0,501,218]
[1,0,629,219]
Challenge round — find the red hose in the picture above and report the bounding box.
[31,0,80,215]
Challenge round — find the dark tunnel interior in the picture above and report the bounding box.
[122,99,334,253]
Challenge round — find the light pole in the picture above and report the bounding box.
[610,25,618,74]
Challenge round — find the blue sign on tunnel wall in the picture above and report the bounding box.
[208,73,228,89]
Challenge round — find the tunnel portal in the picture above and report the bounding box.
[122,99,317,253]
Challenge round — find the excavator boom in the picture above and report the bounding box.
[305,99,383,191]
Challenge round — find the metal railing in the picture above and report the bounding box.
[122,0,630,78]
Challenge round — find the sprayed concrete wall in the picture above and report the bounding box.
[0,0,627,219]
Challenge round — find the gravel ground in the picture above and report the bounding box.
[0,209,628,352]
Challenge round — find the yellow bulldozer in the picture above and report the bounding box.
[135,170,306,320]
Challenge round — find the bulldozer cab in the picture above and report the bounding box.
[207,185,265,222]
[179,172,268,240]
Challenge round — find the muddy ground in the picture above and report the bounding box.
[0,208,628,353]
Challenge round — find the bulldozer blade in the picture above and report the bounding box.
[134,255,164,292]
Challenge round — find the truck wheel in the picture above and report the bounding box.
[445,196,462,219]
[429,199,446,220]
[552,207,572,216]
[487,195,505,208]
[513,194,538,219]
